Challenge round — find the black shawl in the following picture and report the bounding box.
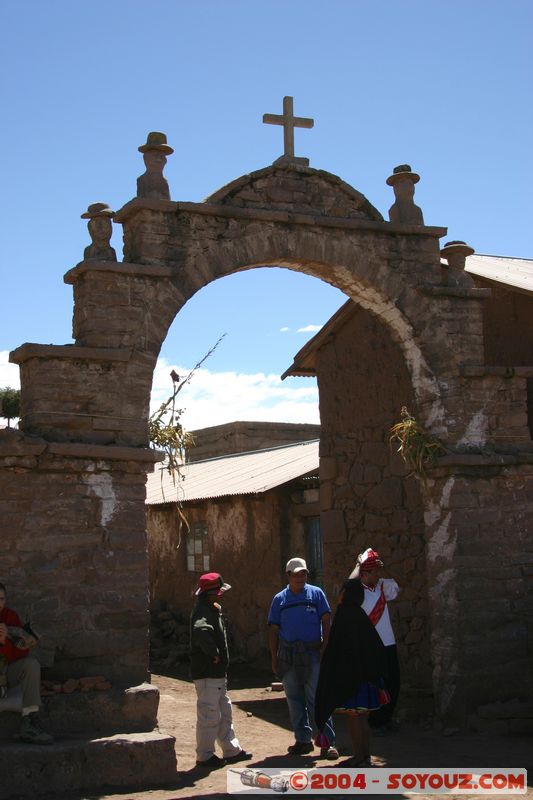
[315,579,387,732]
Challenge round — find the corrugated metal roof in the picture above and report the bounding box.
[145,439,319,505]
[464,254,533,294]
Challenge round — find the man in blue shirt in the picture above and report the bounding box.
[268,557,338,759]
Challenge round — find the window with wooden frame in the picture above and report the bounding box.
[186,523,210,572]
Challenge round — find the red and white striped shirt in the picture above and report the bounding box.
[361,578,400,646]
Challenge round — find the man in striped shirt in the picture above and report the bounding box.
[350,548,401,734]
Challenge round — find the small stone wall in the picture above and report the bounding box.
[189,421,320,461]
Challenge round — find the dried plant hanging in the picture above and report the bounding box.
[149,334,226,543]
[389,406,446,485]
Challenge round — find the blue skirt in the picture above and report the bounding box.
[335,679,390,716]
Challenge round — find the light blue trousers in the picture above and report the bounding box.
[281,656,335,745]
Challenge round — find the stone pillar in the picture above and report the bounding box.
[424,456,533,728]
[0,430,162,686]
[10,344,153,446]
[64,260,184,351]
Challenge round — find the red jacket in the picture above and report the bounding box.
[0,607,29,664]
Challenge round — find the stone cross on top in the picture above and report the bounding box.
[263,96,314,166]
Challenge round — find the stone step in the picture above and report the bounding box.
[474,699,533,734]
[478,699,533,720]
[0,731,177,800]
[0,682,159,740]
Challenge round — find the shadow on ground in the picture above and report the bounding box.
[233,696,292,729]
[151,661,274,691]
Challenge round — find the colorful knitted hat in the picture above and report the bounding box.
[357,548,384,570]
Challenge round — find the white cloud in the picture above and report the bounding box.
[279,326,290,332]
[297,324,322,333]
[0,352,20,389]
[151,357,319,430]
[0,352,320,432]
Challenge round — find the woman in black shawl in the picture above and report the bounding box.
[315,579,390,766]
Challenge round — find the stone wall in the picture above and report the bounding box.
[188,421,320,461]
[315,305,433,716]
[0,431,157,686]
[313,299,533,727]
[206,165,384,221]
[424,460,533,729]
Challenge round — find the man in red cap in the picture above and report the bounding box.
[350,549,401,734]
[190,572,252,769]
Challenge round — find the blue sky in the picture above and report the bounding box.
[1,0,532,428]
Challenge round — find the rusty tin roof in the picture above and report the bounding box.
[145,439,319,505]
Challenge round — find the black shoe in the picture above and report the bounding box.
[195,754,226,769]
[225,749,253,764]
[339,756,373,767]
[19,713,54,745]
[287,741,314,755]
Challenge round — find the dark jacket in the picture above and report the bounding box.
[190,597,230,679]
[315,582,387,732]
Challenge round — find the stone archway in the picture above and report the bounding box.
[2,152,532,732]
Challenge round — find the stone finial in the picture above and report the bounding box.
[386,164,424,225]
[440,240,475,270]
[81,203,117,262]
[136,131,173,200]
[440,240,475,287]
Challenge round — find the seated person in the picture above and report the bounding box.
[0,582,53,744]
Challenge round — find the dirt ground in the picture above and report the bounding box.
[38,666,531,800]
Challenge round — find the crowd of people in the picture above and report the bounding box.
[190,547,400,769]
[1,546,399,765]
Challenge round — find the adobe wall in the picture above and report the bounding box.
[474,278,533,440]
[474,277,533,366]
[188,421,320,461]
[147,485,307,665]
[315,306,432,717]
